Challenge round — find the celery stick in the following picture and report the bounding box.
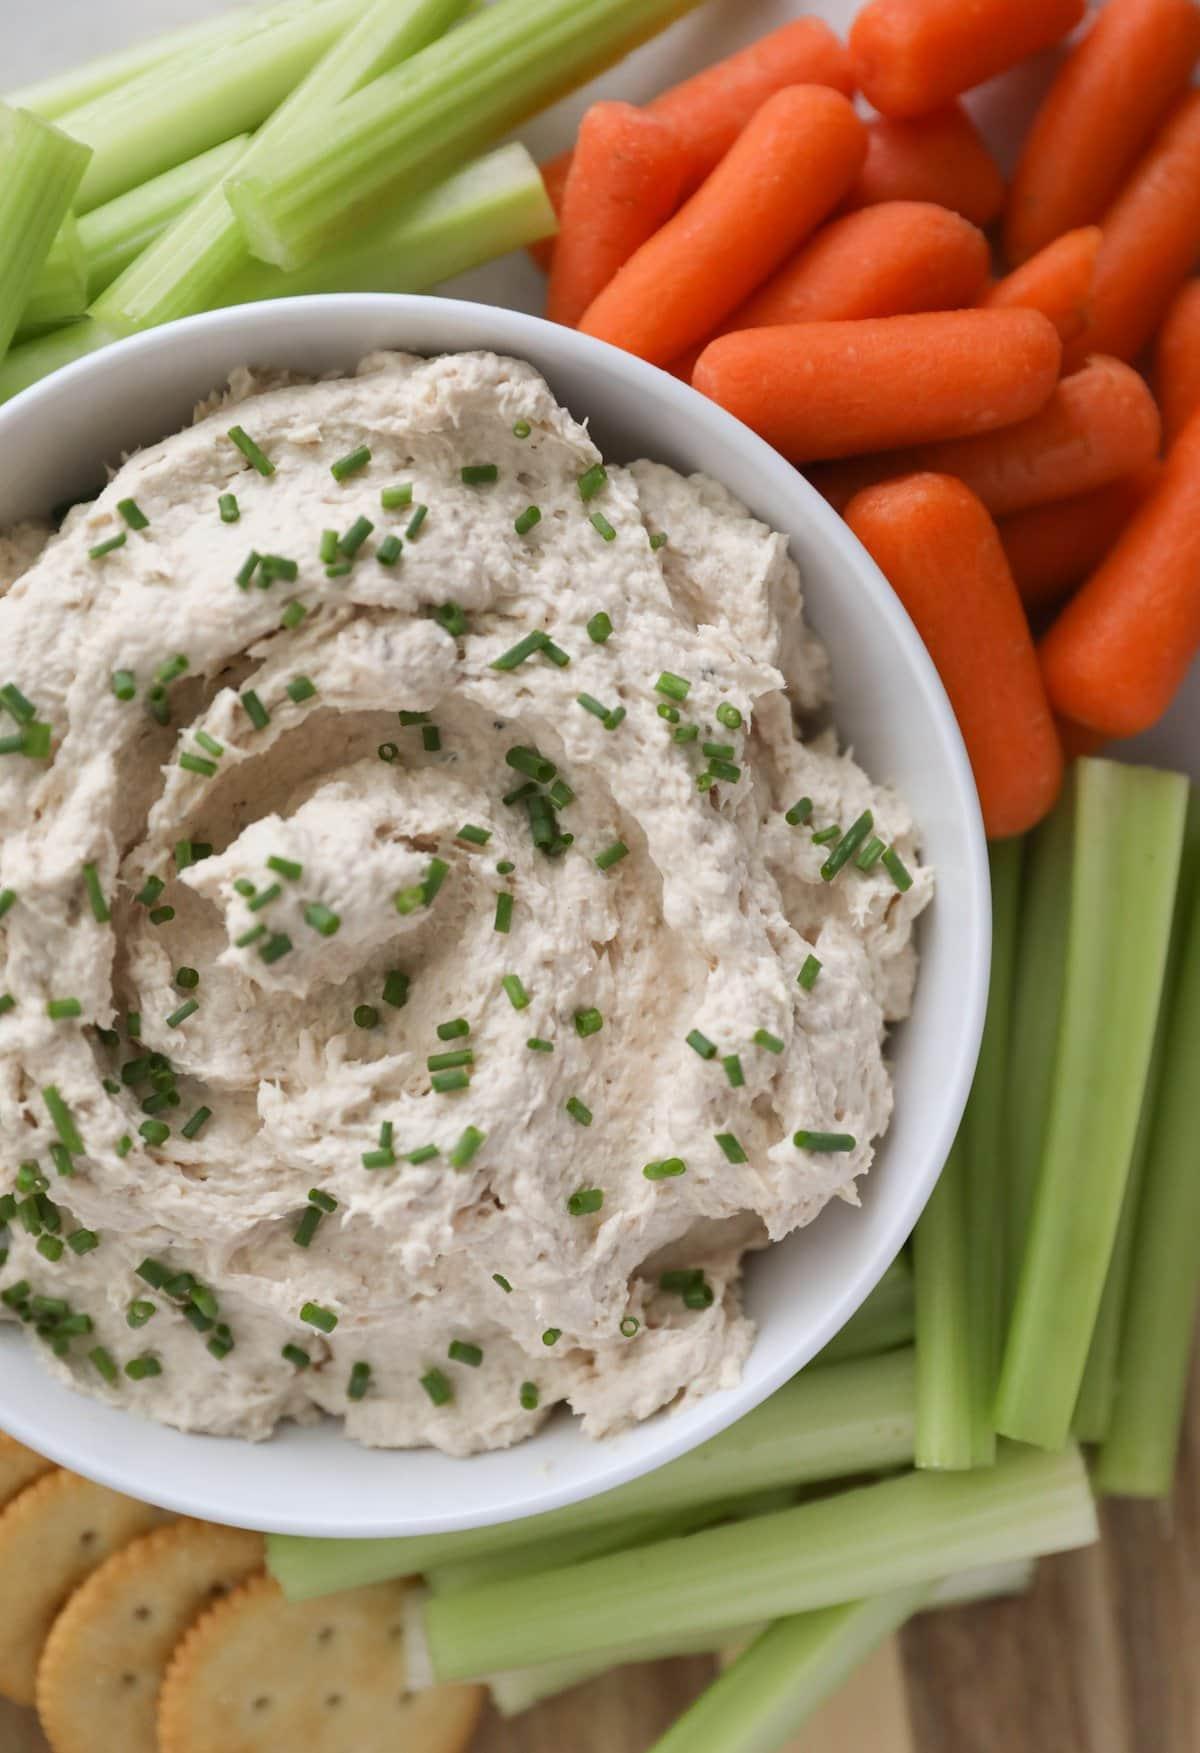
[16,215,87,339]
[225,0,708,270]
[0,106,91,360]
[647,1591,929,1753]
[1098,830,1200,1496]
[418,1443,1096,1681]
[92,0,471,334]
[996,759,1189,1451]
[816,1256,913,1366]
[6,0,324,119]
[0,318,117,407]
[1004,786,1073,1317]
[913,1140,975,1470]
[61,0,374,212]
[267,1350,917,1601]
[78,138,249,300]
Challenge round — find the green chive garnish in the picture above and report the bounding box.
[575,1008,603,1038]
[715,1133,747,1163]
[716,703,743,729]
[437,1018,470,1040]
[260,933,292,964]
[526,1037,553,1053]
[240,689,270,729]
[382,971,410,1009]
[576,694,611,722]
[883,848,914,892]
[293,1206,322,1248]
[378,741,399,763]
[149,906,175,926]
[0,994,13,1016]
[381,483,413,510]
[194,731,224,759]
[282,1343,311,1369]
[785,799,813,827]
[235,550,260,589]
[286,675,316,704]
[673,725,699,745]
[423,858,449,903]
[434,602,469,638]
[179,753,217,778]
[501,974,530,1010]
[111,669,136,701]
[708,758,741,783]
[319,529,339,563]
[658,705,680,723]
[427,1049,473,1070]
[421,1367,452,1405]
[166,1000,198,1029]
[577,464,607,501]
[650,531,668,551]
[798,954,822,991]
[331,444,371,481]
[567,1187,603,1216]
[656,672,690,702]
[794,1129,857,1153]
[175,966,199,989]
[181,1106,211,1140]
[686,1029,716,1060]
[407,1144,439,1164]
[590,513,616,541]
[37,1234,64,1261]
[821,811,874,882]
[432,1068,470,1093]
[247,883,281,912]
[494,1273,513,1292]
[89,533,126,559]
[492,630,549,670]
[377,534,403,566]
[266,854,302,881]
[280,601,307,630]
[856,836,886,872]
[261,554,298,584]
[228,425,274,476]
[754,1029,784,1054]
[89,1346,118,1383]
[338,515,373,556]
[513,420,532,438]
[66,1229,99,1256]
[118,497,148,530]
[353,1005,380,1030]
[587,611,613,644]
[0,889,14,919]
[422,724,441,752]
[565,1096,592,1126]
[519,1380,540,1408]
[304,902,340,937]
[139,1120,170,1146]
[506,745,556,783]
[542,1328,561,1347]
[0,683,34,722]
[644,1157,687,1180]
[406,504,428,539]
[811,824,841,846]
[347,1361,371,1400]
[703,742,734,761]
[43,1086,82,1153]
[448,1339,483,1366]
[515,505,541,535]
[125,1355,162,1380]
[300,1300,337,1332]
[594,841,628,871]
[548,779,575,809]
[80,861,110,924]
[462,464,498,485]
[219,492,239,523]
[541,638,570,668]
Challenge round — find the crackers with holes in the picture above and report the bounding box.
[158,1574,483,1753]
[0,1432,54,1511]
[37,1519,264,1753]
[0,1470,171,1705]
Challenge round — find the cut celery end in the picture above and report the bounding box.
[62,0,374,212]
[0,105,92,360]
[0,318,117,407]
[647,1591,929,1753]
[996,758,1189,1452]
[420,1443,1096,1681]
[17,214,88,339]
[79,137,249,300]
[913,1140,976,1470]
[816,1255,914,1367]
[266,1349,917,1601]
[225,0,708,269]
[1098,809,1200,1496]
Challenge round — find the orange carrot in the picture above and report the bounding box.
[845,473,1063,838]
[1056,717,1109,759]
[669,201,989,381]
[1153,279,1200,447]
[982,227,1101,348]
[532,18,855,270]
[1005,0,1200,265]
[545,104,688,329]
[998,465,1162,612]
[844,107,1006,227]
[1040,408,1200,736]
[808,356,1162,514]
[849,0,1085,119]
[692,309,1061,464]
[1063,90,1200,370]
[577,87,866,367]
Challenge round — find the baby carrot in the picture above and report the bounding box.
[998,467,1162,613]
[1056,718,1108,760]
[808,356,1162,514]
[845,473,1063,839]
[1063,90,1200,370]
[844,106,1006,227]
[546,104,688,329]
[982,228,1101,349]
[578,86,866,367]
[692,309,1061,464]
[533,18,855,268]
[1040,409,1200,737]
[1153,280,1200,448]
[1005,0,1200,264]
[849,0,1084,119]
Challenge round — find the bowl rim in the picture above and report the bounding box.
[0,294,990,1537]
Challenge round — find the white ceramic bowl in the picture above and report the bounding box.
[0,295,990,1538]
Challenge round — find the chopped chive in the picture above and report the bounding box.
[574,1008,603,1038]
[686,1029,717,1060]
[794,1130,857,1153]
[590,512,616,541]
[644,1157,687,1180]
[462,463,498,485]
[338,514,374,557]
[658,704,680,724]
[88,1346,118,1384]
[716,703,743,729]
[492,630,549,670]
[506,745,556,784]
[454,824,491,851]
[513,419,532,438]
[42,1086,83,1153]
[260,554,298,584]
[708,758,742,783]
[493,1274,513,1294]
[437,1018,470,1040]
[548,779,575,810]
[504,781,538,807]
[361,1148,395,1170]
[125,1355,162,1381]
[883,847,914,892]
[785,798,814,827]
[754,1028,785,1054]
[280,601,307,630]
[565,1096,592,1126]
[247,883,282,912]
[421,1367,453,1405]
[526,1037,553,1053]
[266,854,302,881]
[811,823,841,846]
[650,531,669,551]
[80,861,110,924]
[656,672,690,702]
[448,1338,483,1367]
[235,924,266,948]
[432,1068,470,1093]
[723,1054,745,1089]
[319,528,339,563]
[149,906,175,925]
[405,503,428,539]
[382,970,410,1009]
[117,497,148,530]
[115,1135,133,1158]
[501,974,530,1011]
[293,1206,322,1248]
[194,730,224,759]
[111,668,137,701]
[300,1300,337,1332]
[576,693,611,722]
[347,1361,371,1400]
[15,721,52,757]
[139,1120,170,1146]
[282,1343,311,1369]
[179,753,217,778]
[166,1000,198,1028]
[450,1126,486,1170]
[703,742,735,761]
[207,1326,235,1361]
[542,1328,561,1347]
[423,858,449,903]
[89,533,127,559]
[287,676,316,704]
[331,444,371,481]
[715,1133,748,1164]
[595,841,628,872]
[427,1048,473,1070]
[0,890,14,919]
[353,1005,380,1030]
[798,954,822,991]
[0,994,13,1015]
[326,560,353,579]
[567,1187,603,1216]
[422,725,442,752]
[66,1229,99,1256]
[377,534,403,566]
[434,602,469,638]
[394,885,425,915]
[260,933,293,965]
[407,1144,439,1165]
[227,425,274,475]
[0,682,34,722]
[673,724,700,744]
[515,505,541,535]
[127,1011,142,1036]
[235,550,261,589]
[174,966,199,989]
[587,611,613,644]
[541,638,570,668]
[181,1106,212,1140]
[855,835,886,872]
[378,741,399,762]
[36,1234,64,1262]
[304,902,340,937]
[577,463,607,501]
[218,492,239,523]
[821,810,875,882]
[381,483,413,510]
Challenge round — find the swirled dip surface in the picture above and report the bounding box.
[0,352,930,1454]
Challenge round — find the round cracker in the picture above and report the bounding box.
[0,1432,54,1512]
[0,1470,172,1705]
[158,1574,483,1753]
[37,1519,265,1753]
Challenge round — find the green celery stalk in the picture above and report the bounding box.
[996,759,1189,1451]
[91,0,471,335]
[0,318,117,407]
[267,1350,917,1601]
[16,215,87,338]
[1004,785,1073,1318]
[77,138,249,300]
[816,1255,914,1366]
[645,1590,930,1753]
[225,0,708,270]
[417,1443,1096,1681]
[913,1140,975,1470]
[0,105,92,360]
[6,0,327,119]
[1098,820,1200,1496]
[60,0,374,212]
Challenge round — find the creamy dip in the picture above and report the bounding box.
[0,351,930,1455]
